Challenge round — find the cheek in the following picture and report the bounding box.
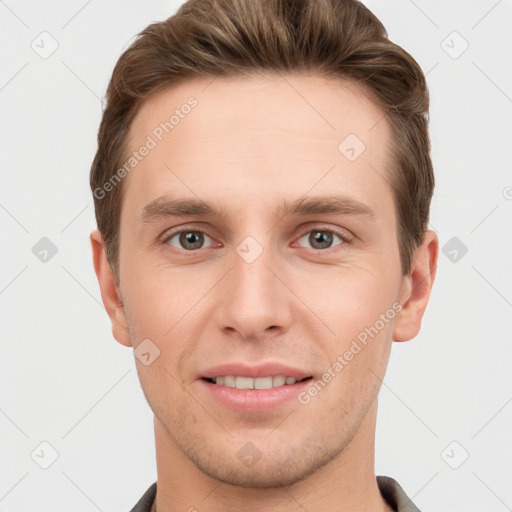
[302,265,400,332]
[298,266,400,391]
[121,265,208,367]
[120,249,199,325]
[311,313,394,416]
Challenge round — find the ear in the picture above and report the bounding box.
[393,229,438,342]
[90,229,132,347]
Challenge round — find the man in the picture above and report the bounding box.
[90,0,438,510]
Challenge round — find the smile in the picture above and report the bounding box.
[204,375,312,389]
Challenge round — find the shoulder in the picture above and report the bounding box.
[377,475,422,512]
[128,482,157,512]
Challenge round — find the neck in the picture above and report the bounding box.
[152,399,392,512]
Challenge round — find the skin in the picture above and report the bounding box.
[91,72,438,512]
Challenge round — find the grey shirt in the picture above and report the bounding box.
[129,475,421,512]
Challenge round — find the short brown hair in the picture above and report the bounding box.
[90,0,434,279]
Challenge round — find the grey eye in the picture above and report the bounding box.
[167,231,213,251]
[297,230,344,250]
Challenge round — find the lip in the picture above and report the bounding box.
[198,377,312,412]
[199,362,312,380]
[197,362,313,412]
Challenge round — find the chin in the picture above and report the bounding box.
[195,457,315,488]
[183,434,347,489]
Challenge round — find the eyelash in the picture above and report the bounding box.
[161,226,352,253]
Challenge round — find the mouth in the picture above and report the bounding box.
[202,375,313,389]
[198,362,315,411]
[199,375,314,412]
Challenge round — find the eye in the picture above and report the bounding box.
[164,230,214,251]
[296,228,349,250]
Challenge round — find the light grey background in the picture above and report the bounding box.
[1,1,511,511]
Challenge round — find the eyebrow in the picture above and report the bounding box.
[140,194,375,223]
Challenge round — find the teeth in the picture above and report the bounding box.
[236,376,254,389]
[211,376,301,389]
[224,376,236,387]
[254,377,274,389]
[273,375,286,387]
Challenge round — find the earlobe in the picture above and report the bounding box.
[393,230,438,342]
[90,230,132,347]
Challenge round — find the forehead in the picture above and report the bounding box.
[123,73,394,221]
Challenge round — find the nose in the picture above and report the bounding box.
[213,240,292,342]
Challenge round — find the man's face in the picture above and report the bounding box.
[115,73,406,487]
